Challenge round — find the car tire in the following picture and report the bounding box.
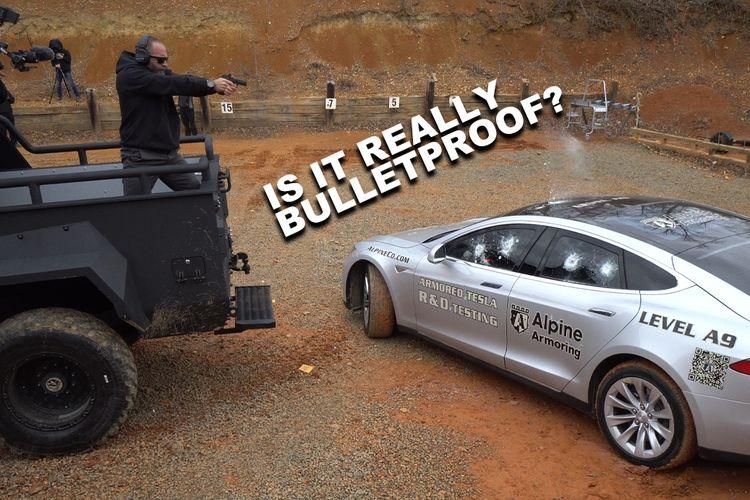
[362,264,395,338]
[0,308,137,456]
[595,360,697,469]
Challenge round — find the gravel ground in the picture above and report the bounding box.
[2,129,750,498]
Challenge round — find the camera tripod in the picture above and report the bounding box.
[48,67,73,103]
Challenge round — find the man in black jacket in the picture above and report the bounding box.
[116,36,236,195]
[48,39,81,101]
[0,75,16,146]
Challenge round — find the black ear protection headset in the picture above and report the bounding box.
[134,35,155,64]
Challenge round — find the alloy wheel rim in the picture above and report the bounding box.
[604,376,675,460]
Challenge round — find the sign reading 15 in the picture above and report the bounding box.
[220,102,234,114]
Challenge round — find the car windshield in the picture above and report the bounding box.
[422,217,492,243]
[423,229,460,243]
[678,234,750,295]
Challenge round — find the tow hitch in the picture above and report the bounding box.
[230,251,250,274]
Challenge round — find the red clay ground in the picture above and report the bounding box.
[5,128,750,497]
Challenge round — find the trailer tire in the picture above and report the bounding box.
[0,308,137,456]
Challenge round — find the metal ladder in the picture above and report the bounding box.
[566,79,609,137]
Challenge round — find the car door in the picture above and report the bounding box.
[414,224,542,367]
[505,229,641,390]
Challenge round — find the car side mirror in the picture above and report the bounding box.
[427,244,447,264]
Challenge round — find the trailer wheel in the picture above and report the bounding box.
[362,264,395,338]
[0,308,137,455]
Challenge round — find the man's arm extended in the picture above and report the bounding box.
[119,68,235,97]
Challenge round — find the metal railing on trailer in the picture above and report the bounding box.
[0,115,229,208]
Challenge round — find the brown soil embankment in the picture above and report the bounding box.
[5,1,750,136]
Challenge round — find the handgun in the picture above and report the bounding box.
[221,73,247,86]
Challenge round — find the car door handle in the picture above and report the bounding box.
[480,282,503,289]
[589,308,616,317]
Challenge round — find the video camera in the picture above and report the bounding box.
[0,43,54,72]
[0,6,54,71]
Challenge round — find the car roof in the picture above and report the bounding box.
[505,196,750,255]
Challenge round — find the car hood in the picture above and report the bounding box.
[370,218,487,248]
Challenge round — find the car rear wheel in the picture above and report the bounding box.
[595,360,696,468]
[0,308,137,456]
[362,264,395,338]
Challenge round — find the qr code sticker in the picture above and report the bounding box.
[688,348,730,390]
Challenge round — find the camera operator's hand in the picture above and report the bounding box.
[212,77,237,96]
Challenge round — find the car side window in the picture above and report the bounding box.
[624,252,678,291]
[541,235,622,288]
[446,227,537,271]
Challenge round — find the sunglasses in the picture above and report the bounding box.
[150,55,168,64]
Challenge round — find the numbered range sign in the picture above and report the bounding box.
[325,98,337,110]
[449,96,460,107]
[388,97,400,109]
[220,102,234,114]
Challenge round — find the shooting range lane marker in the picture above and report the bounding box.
[220,102,234,114]
[389,97,400,109]
[325,98,337,110]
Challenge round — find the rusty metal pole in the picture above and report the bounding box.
[521,78,530,99]
[85,88,101,135]
[199,95,212,133]
[426,74,436,112]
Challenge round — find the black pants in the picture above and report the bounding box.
[121,147,200,195]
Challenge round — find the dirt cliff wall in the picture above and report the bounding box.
[5,0,750,135]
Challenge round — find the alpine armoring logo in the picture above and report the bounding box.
[510,304,529,334]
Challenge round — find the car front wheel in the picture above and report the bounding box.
[362,264,395,338]
[595,360,697,468]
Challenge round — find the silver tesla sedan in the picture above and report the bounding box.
[342,196,750,468]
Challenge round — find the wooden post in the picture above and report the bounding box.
[521,79,530,99]
[325,80,335,126]
[85,88,101,135]
[426,74,436,111]
[608,80,619,101]
[199,96,212,133]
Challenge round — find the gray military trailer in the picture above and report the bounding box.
[0,120,275,455]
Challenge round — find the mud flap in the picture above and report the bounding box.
[233,285,276,330]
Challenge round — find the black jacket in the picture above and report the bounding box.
[49,40,72,72]
[116,51,215,152]
[51,48,72,72]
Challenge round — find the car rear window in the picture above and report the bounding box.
[678,234,750,295]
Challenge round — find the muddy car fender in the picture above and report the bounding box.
[342,241,423,331]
